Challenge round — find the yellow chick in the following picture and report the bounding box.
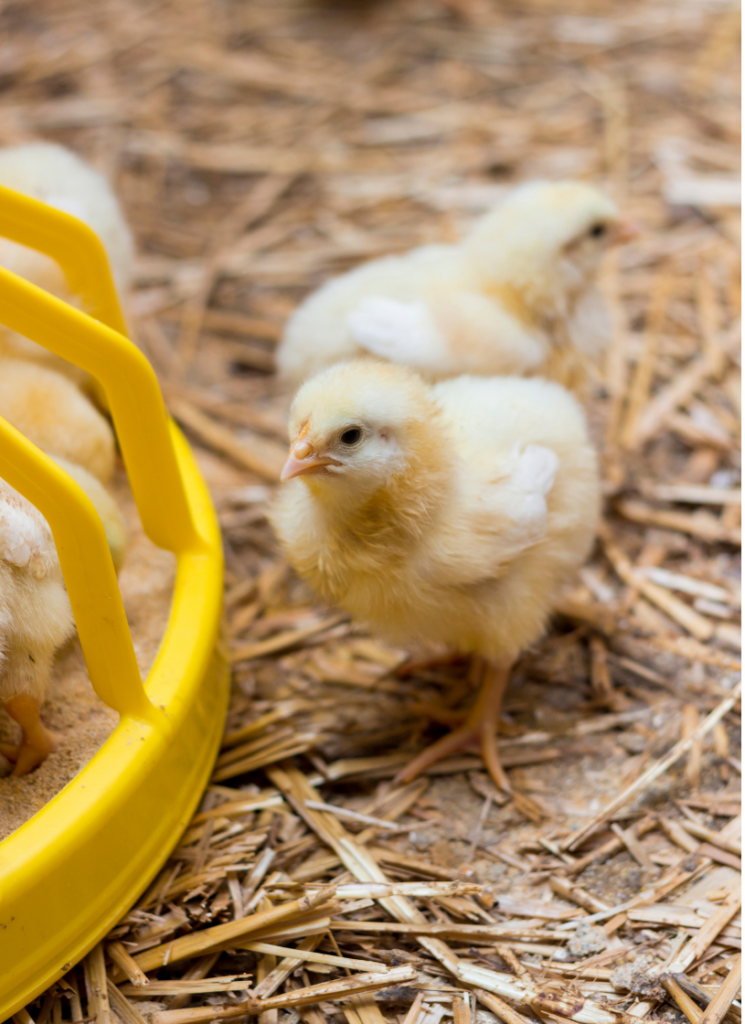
[0,460,126,775]
[0,141,134,384]
[0,477,74,775]
[50,456,127,573]
[277,181,637,390]
[0,359,115,483]
[270,360,599,790]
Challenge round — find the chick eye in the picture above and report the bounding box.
[340,427,362,445]
[589,222,607,238]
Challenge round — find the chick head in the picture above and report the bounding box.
[464,180,637,314]
[281,360,436,500]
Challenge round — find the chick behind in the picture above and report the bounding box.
[270,360,600,788]
[0,359,116,483]
[0,141,134,385]
[277,180,636,391]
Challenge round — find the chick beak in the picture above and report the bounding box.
[280,438,339,481]
[613,219,641,244]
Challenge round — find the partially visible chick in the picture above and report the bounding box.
[277,181,637,390]
[0,359,115,483]
[270,360,599,789]
[51,456,127,572]
[0,478,74,775]
[0,459,126,775]
[0,141,134,383]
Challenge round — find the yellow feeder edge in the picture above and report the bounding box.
[0,185,229,1018]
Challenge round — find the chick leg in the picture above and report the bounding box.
[0,694,58,776]
[395,659,513,792]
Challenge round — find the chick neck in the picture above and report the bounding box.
[462,229,594,337]
[304,408,453,553]
[477,256,580,333]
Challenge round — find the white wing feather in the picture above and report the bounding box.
[501,444,559,552]
[420,444,560,590]
[349,297,448,368]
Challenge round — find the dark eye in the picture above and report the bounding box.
[589,222,607,238]
[340,427,362,445]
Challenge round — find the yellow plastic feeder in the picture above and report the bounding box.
[0,185,229,1017]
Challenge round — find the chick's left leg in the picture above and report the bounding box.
[0,694,58,776]
[396,659,513,792]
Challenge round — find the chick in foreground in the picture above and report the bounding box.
[277,181,637,390]
[0,463,126,775]
[0,359,116,483]
[270,360,599,789]
[0,141,134,383]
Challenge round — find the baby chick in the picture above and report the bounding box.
[0,141,134,382]
[270,360,599,790]
[277,181,637,390]
[51,456,127,573]
[0,477,74,775]
[0,359,116,483]
[0,461,126,775]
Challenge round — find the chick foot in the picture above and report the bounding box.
[395,661,513,792]
[0,694,58,775]
[395,652,468,678]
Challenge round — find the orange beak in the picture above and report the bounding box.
[280,436,340,481]
[613,219,641,244]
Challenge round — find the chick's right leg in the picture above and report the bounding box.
[0,693,58,775]
[395,659,513,792]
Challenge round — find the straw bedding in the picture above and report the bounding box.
[2,0,741,1021]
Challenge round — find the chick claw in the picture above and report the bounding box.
[0,729,58,776]
[0,694,58,776]
[395,662,513,793]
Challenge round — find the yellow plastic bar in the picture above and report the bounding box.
[0,184,229,1014]
[0,418,147,717]
[0,188,198,712]
[0,182,128,335]
[0,267,197,553]
[0,429,228,1017]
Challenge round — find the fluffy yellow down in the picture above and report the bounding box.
[0,479,74,704]
[270,360,599,664]
[277,180,622,391]
[0,141,134,385]
[0,359,116,483]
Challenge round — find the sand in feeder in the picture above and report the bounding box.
[0,463,176,840]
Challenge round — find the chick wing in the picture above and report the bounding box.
[349,297,448,368]
[413,375,596,600]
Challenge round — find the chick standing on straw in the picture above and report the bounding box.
[271,360,599,791]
